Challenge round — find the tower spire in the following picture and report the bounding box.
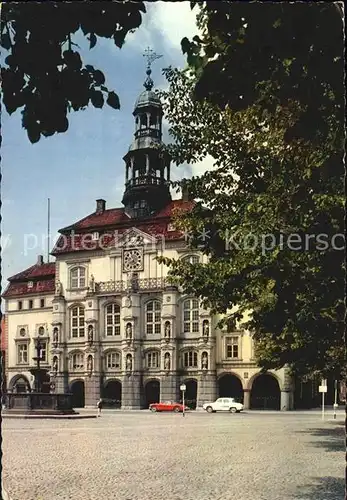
[143,47,162,90]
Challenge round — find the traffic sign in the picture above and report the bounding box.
[319,385,327,393]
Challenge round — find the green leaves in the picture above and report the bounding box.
[89,33,97,49]
[106,91,120,110]
[1,2,146,141]
[161,3,344,378]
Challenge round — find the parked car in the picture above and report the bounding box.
[149,401,189,413]
[203,397,244,413]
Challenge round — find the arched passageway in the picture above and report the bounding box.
[250,374,280,410]
[102,380,122,408]
[183,379,198,409]
[144,380,160,408]
[9,374,31,393]
[218,374,244,403]
[70,380,85,408]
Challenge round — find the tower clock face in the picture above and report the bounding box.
[123,249,143,272]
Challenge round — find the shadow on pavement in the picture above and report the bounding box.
[296,424,345,452]
[291,476,346,500]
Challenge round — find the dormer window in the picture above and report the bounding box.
[167,223,175,232]
[28,281,33,289]
[92,232,99,241]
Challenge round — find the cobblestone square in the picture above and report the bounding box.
[2,411,345,500]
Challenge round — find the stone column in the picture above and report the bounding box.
[280,391,292,411]
[160,374,178,402]
[55,373,69,394]
[197,373,217,408]
[243,389,250,409]
[145,154,150,174]
[122,373,142,409]
[85,375,100,407]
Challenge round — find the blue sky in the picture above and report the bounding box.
[1,2,214,289]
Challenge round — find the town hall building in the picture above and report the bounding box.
[3,56,305,411]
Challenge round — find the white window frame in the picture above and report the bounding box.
[71,306,85,338]
[40,341,47,362]
[72,353,84,370]
[183,298,199,333]
[17,343,28,364]
[146,300,161,335]
[225,336,240,359]
[182,254,199,264]
[105,303,121,336]
[70,267,86,289]
[146,351,160,369]
[106,352,121,370]
[183,350,198,368]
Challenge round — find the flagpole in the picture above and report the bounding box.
[47,198,50,263]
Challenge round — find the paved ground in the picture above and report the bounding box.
[2,411,345,500]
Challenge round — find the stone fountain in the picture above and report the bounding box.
[3,338,77,416]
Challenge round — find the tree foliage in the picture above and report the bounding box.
[0,1,145,143]
[159,2,345,378]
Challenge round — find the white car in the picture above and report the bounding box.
[203,397,244,413]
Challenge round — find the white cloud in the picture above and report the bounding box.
[127,2,198,52]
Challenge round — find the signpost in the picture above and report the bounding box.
[319,379,327,421]
[180,384,186,418]
[333,380,338,419]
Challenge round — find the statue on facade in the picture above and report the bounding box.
[164,321,171,339]
[53,327,59,344]
[88,325,94,343]
[126,323,132,341]
[126,354,132,371]
[202,352,208,370]
[203,320,209,338]
[55,280,62,296]
[87,355,93,375]
[52,356,58,375]
[164,353,170,370]
[89,274,95,293]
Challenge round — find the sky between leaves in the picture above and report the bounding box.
[1,2,214,292]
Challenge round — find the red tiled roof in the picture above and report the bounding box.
[8,263,56,282]
[59,200,195,232]
[52,200,195,255]
[2,279,55,298]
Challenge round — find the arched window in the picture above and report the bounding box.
[183,350,198,368]
[105,303,120,336]
[106,352,121,370]
[183,299,199,333]
[71,306,85,338]
[72,353,84,370]
[146,351,160,369]
[70,267,86,289]
[182,255,199,264]
[146,301,161,334]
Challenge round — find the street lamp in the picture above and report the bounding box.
[180,384,186,417]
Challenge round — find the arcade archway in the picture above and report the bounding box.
[102,380,122,408]
[218,374,244,402]
[144,380,160,408]
[70,380,85,408]
[8,374,31,393]
[250,374,280,410]
[184,379,198,409]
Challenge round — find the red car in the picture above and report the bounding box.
[149,401,189,413]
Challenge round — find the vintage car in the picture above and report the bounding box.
[149,401,189,413]
[202,397,244,413]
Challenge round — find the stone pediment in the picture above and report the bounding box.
[118,227,157,248]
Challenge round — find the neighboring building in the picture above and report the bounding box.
[3,60,295,410]
[1,314,8,396]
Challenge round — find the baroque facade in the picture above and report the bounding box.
[3,61,296,410]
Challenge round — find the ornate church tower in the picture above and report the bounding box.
[122,48,171,218]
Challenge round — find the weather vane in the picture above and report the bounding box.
[143,47,162,90]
